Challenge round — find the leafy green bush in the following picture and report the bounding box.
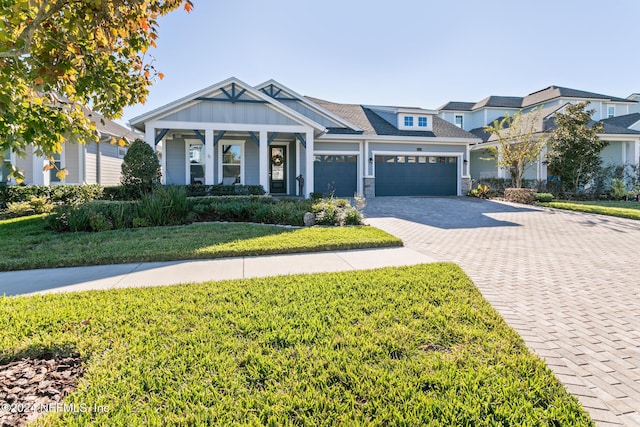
[534,193,554,202]
[609,178,627,199]
[312,198,363,226]
[468,184,490,199]
[0,184,103,207]
[504,188,536,204]
[185,184,266,196]
[120,139,161,197]
[47,201,138,232]
[4,196,54,218]
[137,186,192,227]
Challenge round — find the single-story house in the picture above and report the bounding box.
[130,77,481,197]
[1,109,139,186]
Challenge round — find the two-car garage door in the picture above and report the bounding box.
[375,155,458,196]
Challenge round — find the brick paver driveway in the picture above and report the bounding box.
[364,197,640,426]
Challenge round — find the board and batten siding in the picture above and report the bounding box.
[165,139,186,185]
[244,139,259,185]
[162,102,301,126]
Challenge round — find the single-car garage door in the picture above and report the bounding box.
[314,155,358,197]
[375,155,458,196]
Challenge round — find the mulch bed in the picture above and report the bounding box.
[0,355,83,427]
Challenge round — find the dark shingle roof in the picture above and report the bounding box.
[472,96,523,109]
[306,97,477,140]
[437,101,475,111]
[84,109,139,141]
[522,86,632,107]
[600,113,640,130]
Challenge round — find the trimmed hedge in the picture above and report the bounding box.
[185,184,266,197]
[0,184,103,207]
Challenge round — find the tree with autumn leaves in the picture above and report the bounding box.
[0,0,193,182]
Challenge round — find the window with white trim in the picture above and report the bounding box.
[455,115,463,128]
[189,143,205,185]
[221,143,242,185]
[418,117,427,127]
[50,152,62,183]
[404,116,414,127]
[607,105,615,118]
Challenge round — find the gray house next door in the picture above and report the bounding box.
[375,155,457,196]
[313,154,358,197]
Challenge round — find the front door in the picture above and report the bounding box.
[270,146,286,194]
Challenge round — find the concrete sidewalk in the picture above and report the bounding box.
[0,247,435,296]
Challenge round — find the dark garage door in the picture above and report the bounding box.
[375,155,457,196]
[314,155,358,197]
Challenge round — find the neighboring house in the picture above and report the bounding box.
[130,77,480,198]
[438,86,640,182]
[1,110,139,186]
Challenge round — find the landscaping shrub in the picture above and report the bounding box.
[312,198,363,226]
[534,193,554,203]
[0,184,103,207]
[47,201,138,232]
[185,184,265,196]
[467,184,490,199]
[136,186,192,227]
[3,196,54,218]
[120,139,161,197]
[504,188,536,204]
[609,178,627,200]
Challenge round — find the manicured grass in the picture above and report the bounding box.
[0,264,592,425]
[543,200,640,220]
[0,215,401,271]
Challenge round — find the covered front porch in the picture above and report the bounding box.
[149,125,315,196]
[130,78,328,197]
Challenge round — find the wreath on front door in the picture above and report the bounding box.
[271,154,284,167]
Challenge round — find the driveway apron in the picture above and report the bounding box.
[364,197,640,426]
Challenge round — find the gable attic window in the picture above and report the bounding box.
[404,116,414,127]
[455,115,463,128]
[418,117,427,127]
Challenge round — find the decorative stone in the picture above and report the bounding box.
[303,212,315,227]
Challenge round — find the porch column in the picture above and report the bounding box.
[465,145,471,177]
[145,126,156,152]
[305,129,314,198]
[259,131,268,191]
[538,146,548,181]
[635,140,640,166]
[32,153,47,185]
[205,129,214,185]
[295,139,301,196]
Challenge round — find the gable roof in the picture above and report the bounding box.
[522,86,633,108]
[473,96,523,110]
[84,109,139,141]
[255,79,362,132]
[439,86,637,113]
[307,97,478,140]
[129,77,326,133]
[437,101,475,111]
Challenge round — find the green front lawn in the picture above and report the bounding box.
[0,215,401,271]
[543,200,640,220]
[0,264,592,425]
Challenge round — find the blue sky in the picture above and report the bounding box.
[122,0,640,124]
